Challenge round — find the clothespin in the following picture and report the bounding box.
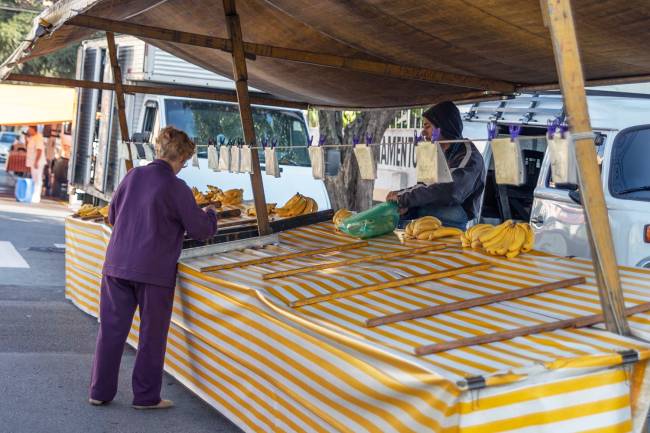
[352,135,360,147]
[487,121,497,141]
[271,137,278,148]
[319,136,326,146]
[413,130,420,144]
[261,137,268,148]
[218,135,226,146]
[366,133,373,145]
[431,128,441,142]
[559,123,569,139]
[308,136,314,146]
[509,125,521,142]
[546,119,559,139]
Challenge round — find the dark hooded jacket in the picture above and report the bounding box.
[397,101,486,219]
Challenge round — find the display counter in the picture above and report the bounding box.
[65,216,650,433]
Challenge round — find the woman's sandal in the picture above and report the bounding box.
[132,399,174,410]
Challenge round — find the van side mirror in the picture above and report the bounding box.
[568,189,582,204]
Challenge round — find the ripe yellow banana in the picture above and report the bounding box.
[416,230,437,240]
[519,223,535,252]
[333,208,353,226]
[430,227,464,240]
[508,225,527,253]
[479,220,514,244]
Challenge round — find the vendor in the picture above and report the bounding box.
[89,126,217,410]
[386,101,485,229]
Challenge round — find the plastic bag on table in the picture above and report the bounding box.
[353,144,377,180]
[308,146,325,179]
[240,145,252,174]
[230,145,241,173]
[207,145,219,171]
[491,137,525,186]
[548,131,578,185]
[265,147,280,178]
[218,145,231,172]
[338,201,399,239]
[416,140,452,185]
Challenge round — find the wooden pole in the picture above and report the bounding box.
[222,0,271,235]
[290,263,492,308]
[105,32,133,171]
[366,276,586,327]
[199,241,368,272]
[262,244,447,280]
[415,301,650,356]
[6,73,308,110]
[67,15,516,93]
[544,0,630,335]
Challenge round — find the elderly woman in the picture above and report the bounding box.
[89,126,217,409]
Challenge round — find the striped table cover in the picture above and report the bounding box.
[65,217,650,433]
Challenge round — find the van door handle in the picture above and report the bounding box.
[530,217,544,225]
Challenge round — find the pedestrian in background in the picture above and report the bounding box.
[24,125,45,203]
[89,126,218,410]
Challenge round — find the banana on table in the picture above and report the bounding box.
[462,220,534,258]
[404,216,464,241]
[75,204,108,219]
[274,193,319,217]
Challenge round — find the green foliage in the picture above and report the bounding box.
[0,4,79,78]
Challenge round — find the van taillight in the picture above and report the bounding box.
[645,225,650,243]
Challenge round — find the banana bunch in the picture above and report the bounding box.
[461,223,494,248]
[192,187,210,206]
[204,185,223,202]
[76,204,104,219]
[404,216,464,241]
[470,220,534,258]
[98,205,109,218]
[246,203,277,217]
[276,193,318,217]
[332,208,354,227]
[216,188,244,206]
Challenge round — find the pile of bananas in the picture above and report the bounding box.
[75,204,108,219]
[276,193,318,217]
[192,187,210,206]
[461,220,534,258]
[192,185,232,206]
[332,209,354,227]
[246,203,277,217]
[404,216,464,240]
[216,188,244,206]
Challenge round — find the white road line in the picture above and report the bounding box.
[0,241,30,268]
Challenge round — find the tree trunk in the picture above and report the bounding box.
[318,110,398,211]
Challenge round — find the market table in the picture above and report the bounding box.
[65,216,650,433]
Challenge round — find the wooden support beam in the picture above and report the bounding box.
[67,15,516,92]
[223,0,271,236]
[544,0,629,335]
[199,241,368,272]
[366,276,586,327]
[6,74,309,110]
[290,263,492,308]
[519,74,650,93]
[106,31,133,171]
[415,301,650,356]
[262,244,447,280]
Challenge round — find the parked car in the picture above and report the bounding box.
[0,131,18,162]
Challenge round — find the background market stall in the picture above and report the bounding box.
[4,0,650,432]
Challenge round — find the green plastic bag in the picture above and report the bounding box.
[338,201,399,239]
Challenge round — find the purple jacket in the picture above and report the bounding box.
[103,159,217,287]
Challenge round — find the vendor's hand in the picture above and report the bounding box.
[386,191,399,202]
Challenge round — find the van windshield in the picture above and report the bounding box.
[610,126,650,201]
[164,99,310,166]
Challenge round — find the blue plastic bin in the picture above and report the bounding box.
[15,178,34,202]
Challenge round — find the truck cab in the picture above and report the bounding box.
[467,89,650,267]
[70,35,330,209]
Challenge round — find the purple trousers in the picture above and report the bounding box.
[90,275,175,406]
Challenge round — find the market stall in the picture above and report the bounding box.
[5,0,650,432]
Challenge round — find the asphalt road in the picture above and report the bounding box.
[0,171,242,433]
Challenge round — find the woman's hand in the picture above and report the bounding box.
[203,204,218,213]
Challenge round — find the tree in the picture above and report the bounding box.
[0,2,78,78]
[319,109,398,212]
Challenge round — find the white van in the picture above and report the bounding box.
[378,88,650,267]
[70,35,330,209]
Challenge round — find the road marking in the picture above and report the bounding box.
[54,243,65,249]
[0,241,30,268]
